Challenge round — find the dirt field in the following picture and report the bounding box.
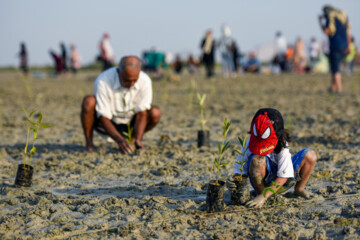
[0,69,359,239]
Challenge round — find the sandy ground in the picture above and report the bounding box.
[0,69,359,239]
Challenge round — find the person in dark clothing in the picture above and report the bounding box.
[319,5,351,93]
[18,42,28,75]
[231,41,240,73]
[60,42,68,73]
[172,55,183,74]
[49,49,64,75]
[200,30,216,78]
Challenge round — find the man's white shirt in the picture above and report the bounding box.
[94,67,152,124]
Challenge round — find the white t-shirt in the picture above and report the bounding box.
[94,67,152,124]
[275,35,287,55]
[233,139,294,178]
[102,38,114,61]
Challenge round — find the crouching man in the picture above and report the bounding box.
[81,56,161,154]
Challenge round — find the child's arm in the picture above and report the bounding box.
[246,177,287,208]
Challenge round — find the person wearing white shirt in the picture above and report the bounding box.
[227,108,317,208]
[81,56,161,154]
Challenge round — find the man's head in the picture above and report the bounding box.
[117,56,142,88]
[250,51,257,59]
[206,30,212,37]
[249,108,284,156]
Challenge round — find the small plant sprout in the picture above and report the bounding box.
[234,135,249,181]
[197,93,207,131]
[22,108,51,169]
[122,122,134,144]
[263,181,285,206]
[188,78,196,107]
[214,118,231,184]
[117,94,135,145]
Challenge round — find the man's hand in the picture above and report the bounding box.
[246,194,267,208]
[134,139,145,150]
[118,140,134,154]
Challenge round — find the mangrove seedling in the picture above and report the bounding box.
[122,122,134,145]
[234,135,249,181]
[214,118,231,184]
[117,94,135,145]
[197,93,207,131]
[263,181,285,206]
[22,108,52,168]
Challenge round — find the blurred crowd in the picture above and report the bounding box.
[17,5,358,81]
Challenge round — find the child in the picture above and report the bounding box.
[226,108,317,208]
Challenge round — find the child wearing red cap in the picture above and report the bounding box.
[227,108,317,208]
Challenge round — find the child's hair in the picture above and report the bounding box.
[274,129,291,154]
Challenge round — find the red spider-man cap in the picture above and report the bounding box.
[249,108,284,155]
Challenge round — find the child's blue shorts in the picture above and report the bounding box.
[246,148,312,190]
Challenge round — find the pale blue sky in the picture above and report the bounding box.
[1,0,359,66]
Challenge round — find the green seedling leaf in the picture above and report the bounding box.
[263,187,277,197]
[234,149,243,155]
[30,146,36,155]
[214,158,219,167]
[238,136,243,146]
[40,125,52,128]
[22,107,29,116]
[26,118,37,125]
[243,136,248,147]
[222,162,229,166]
[38,112,43,123]
[29,110,36,117]
[222,141,230,153]
[217,142,221,154]
[235,161,241,165]
[32,128,37,139]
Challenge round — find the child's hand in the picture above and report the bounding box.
[226,175,237,191]
[246,194,266,208]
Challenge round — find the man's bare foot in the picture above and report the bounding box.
[295,189,314,199]
[86,144,94,153]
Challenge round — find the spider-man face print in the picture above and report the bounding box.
[249,112,279,155]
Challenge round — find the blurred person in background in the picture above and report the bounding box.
[60,42,68,73]
[218,24,235,77]
[49,49,64,76]
[18,42,28,76]
[172,54,183,74]
[293,37,307,73]
[187,54,200,74]
[231,41,240,74]
[319,5,351,93]
[243,51,261,73]
[308,37,321,66]
[344,36,357,75]
[70,44,81,74]
[274,31,287,72]
[200,30,215,78]
[99,32,115,71]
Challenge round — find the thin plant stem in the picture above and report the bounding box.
[28,129,37,168]
[200,105,205,131]
[216,132,226,184]
[24,126,30,168]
